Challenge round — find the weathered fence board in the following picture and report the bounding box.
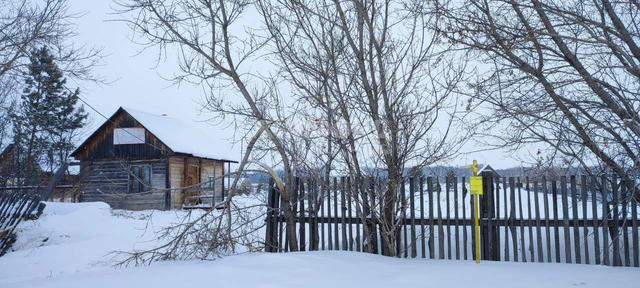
[462,176,467,261]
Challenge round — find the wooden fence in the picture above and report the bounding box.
[0,189,43,256]
[264,174,640,267]
[0,163,68,256]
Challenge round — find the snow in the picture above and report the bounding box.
[0,202,191,283]
[1,199,639,288]
[121,107,238,162]
[4,249,640,288]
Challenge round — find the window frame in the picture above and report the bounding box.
[129,164,152,193]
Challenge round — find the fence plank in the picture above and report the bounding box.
[334,177,339,250]
[320,179,326,251]
[552,180,561,263]
[309,180,315,251]
[612,174,620,266]
[402,180,408,258]
[517,177,526,262]
[509,177,518,262]
[543,177,552,263]
[437,178,445,260]
[632,179,639,267]
[410,177,417,258]
[355,177,361,253]
[504,177,510,261]
[274,180,282,252]
[471,180,476,261]
[495,177,501,261]
[361,178,370,253]
[486,176,494,261]
[454,177,460,260]
[347,177,353,251]
[602,175,610,266]
[561,176,571,263]
[341,177,347,251]
[446,176,452,260]
[622,180,630,267]
[534,180,543,262]
[278,206,284,252]
[264,179,275,252]
[428,177,435,259]
[299,179,306,252]
[462,176,467,261]
[327,177,333,250]
[420,177,426,259]
[571,176,581,264]
[581,175,589,264]
[592,176,601,265]
[370,178,378,254]
[526,179,534,262]
[378,180,385,255]
[314,179,320,251]
[292,178,299,251]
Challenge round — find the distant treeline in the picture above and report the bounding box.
[243,165,591,184]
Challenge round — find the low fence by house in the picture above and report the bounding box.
[0,189,44,256]
[0,163,69,256]
[264,174,640,267]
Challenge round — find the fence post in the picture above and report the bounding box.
[481,171,498,260]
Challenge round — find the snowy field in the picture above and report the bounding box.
[0,200,639,288]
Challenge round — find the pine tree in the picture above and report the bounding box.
[11,47,87,184]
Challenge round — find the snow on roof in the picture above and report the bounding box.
[122,107,238,162]
[477,164,500,176]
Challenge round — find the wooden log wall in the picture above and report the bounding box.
[265,175,640,267]
[79,158,167,210]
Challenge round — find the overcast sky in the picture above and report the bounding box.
[66,0,527,169]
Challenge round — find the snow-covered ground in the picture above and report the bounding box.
[1,201,639,288]
[5,251,640,288]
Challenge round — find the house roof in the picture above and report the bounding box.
[478,164,500,176]
[0,144,13,160]
[72,107,238,163]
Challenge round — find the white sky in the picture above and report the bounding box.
[66,0,526,169]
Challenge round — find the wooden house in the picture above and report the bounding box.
[1,144,80,200]
[0,144,16,187]
[70,107,237,210]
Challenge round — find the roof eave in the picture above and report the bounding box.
[173,152,239,163]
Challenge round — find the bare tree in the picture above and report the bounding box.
[441,0,640,197]
[257,0,468,256]
[115,0,306,251]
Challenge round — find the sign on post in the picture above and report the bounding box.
[470,176,483,195]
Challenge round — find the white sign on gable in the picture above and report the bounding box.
[113,128,145,145]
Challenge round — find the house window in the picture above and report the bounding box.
[130,164,152,193]
[207,176,216,188]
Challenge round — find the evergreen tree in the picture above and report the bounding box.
[11,47,87,184]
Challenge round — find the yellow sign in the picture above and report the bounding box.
[470,176,483,195]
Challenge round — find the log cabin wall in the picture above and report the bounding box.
[169,156,184,209]
[78,158,168,210]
